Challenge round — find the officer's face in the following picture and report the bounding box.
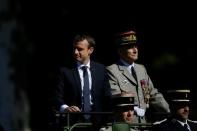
[175,104,190,121]
[121,110,135,123]
[118,44,138,64]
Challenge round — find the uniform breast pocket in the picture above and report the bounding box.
[120,79,132,92]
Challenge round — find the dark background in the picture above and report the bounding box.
[2,1,197,131]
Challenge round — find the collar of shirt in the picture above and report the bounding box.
[77,61,90,69]
[77,61,92,100]
[120,59,135,73]
[77,61,91,83]
[177,119,190,130]
[177,119,188,126]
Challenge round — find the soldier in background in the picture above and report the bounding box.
[100,93,138,131]
[152,89,197,131]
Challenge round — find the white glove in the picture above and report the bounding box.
[134,106,145,117]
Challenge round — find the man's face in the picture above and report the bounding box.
[118,44,138,64]
[73,39,93,64]
[174,103,190,121]
[121,110,135,123]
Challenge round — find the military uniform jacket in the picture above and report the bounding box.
[152,118,197,131]
[106,61,170,123]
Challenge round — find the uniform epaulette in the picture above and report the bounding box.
[153,118,167,125]
[188,119,197,123]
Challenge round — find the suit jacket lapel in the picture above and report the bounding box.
[188,121,196,131]
[90,62,96,94]
[72,68,82,95]
[171,119,186,131]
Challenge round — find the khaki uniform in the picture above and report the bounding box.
[107,62,170,123]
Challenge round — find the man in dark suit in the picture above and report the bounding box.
[54,34,111,131]
[152,89,197,131]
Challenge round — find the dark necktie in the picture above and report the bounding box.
[82,66,91,119]
[131,66,138,94]
[131,66,137,82]
[184,124,190,131]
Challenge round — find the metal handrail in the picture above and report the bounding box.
[54,111,163,131]
[68,122,92,131]
[55,111,113,130]
[55,112,172,131]
[68,122,153,131]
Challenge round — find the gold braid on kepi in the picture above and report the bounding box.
[115,30,137,46]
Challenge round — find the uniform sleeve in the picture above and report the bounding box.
[145,68,170,113]
[106,66,122,95]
